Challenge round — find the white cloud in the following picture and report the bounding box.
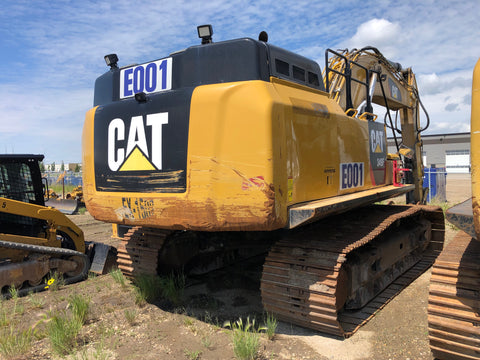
[1,0,479,162]
[417,71,472,96]
[346,19,402,58]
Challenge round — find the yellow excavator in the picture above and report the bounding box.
[428,59,480,360]
[83,25,444,337]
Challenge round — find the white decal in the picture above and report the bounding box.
[340,162,364,190]
[120,58,172,99]
[107,112,169,171]
[108,118,125,171]
[370,129,385,153]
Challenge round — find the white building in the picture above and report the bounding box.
[388,132,470,174]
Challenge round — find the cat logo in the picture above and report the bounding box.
[370,129,385,154]
[107,112,168,171]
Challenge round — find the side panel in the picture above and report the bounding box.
[471,58,480,238]
[83,79,391,231]
[271,78,388,207]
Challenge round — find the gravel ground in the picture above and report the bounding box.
[63,174,471,360]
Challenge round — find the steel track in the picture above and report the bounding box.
[261,204,445,337]
[117,227,171,278]
[428,231,480,360]
[0,239,89,297]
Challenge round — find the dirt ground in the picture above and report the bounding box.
[2,174,472,360]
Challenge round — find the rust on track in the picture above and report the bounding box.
[117,227,171,278]
[428,231,480,360]
[261,204,445,337]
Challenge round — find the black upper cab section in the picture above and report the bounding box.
[94,37,325,106]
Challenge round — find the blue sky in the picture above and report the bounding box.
[1,0,479,164]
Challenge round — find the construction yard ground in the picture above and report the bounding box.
[0,174,471,360]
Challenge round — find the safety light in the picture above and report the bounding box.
[197,24,213,44]
[104,54,119,69]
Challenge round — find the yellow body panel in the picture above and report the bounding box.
[83,79,392,231]
[471,58,480,237]
[0,197,85,254]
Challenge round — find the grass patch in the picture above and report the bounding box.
[69,294,90,325]
[0,326,34,358]
[47,312,83,356]
[133,274,163,305]
[46,294,90,356]
[184,348,201,360]
[28,292,46,309]
[124,309,137,326]
[161,272,185,306]
[8,287,24,316]
[50,184,76,195]
[133,272,185,306]
[73,337,110,360]
[109,268,127,288]
[0,307,9,327]
[225,317,264,360]
[201,334,212,349]
[263,312,278,340]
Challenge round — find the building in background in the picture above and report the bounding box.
[388,132,470,173]
[48,163,81,172]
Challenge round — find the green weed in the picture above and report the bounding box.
[133,274,163,305]
[133,272,185,306]
[69,294,90,325]
[0,326,34,358]
[28,292,45,309]
[224,317,264,360]
[0,307,9,327]
[47,312,83,356]
[184,349,202,360]
[109,268,127,288]
[263,312,278,340]
[8,287,24,315]
[124,309,137,326]
[201,334,212,349]
[162,272,185,306]
[73,337,110,360]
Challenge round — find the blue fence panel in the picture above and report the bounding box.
[423,168,446,202]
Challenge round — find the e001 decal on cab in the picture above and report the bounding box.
[340,162,364,190]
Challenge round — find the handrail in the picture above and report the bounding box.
[325,49,373,118]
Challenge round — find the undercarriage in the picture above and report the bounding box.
[115,204,445,336]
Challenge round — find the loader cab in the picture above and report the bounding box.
[0,154,47,238]
[0,155,45,206]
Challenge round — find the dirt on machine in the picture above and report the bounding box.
[0,155,114,296]
[83,25,445,337]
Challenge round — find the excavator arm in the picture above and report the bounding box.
[325,48,427,203]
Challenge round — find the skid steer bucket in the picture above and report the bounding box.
[45,198,79,214]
